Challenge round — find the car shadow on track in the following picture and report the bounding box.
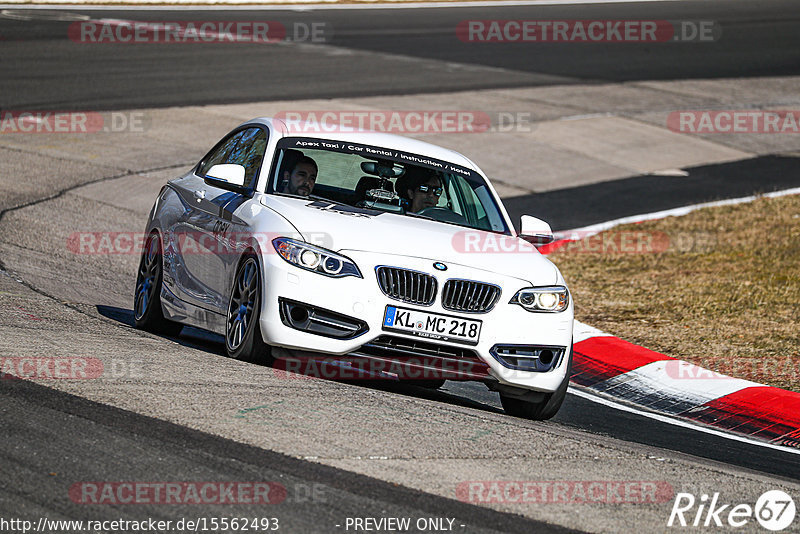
[96,304,503,415]
[343,379,504,414]
[96,304,226,357]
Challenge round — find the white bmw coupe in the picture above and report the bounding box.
[135,118,574,420]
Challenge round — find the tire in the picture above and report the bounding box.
[134,232,183,336]
[500,344,573,421]
[226,254,271,363]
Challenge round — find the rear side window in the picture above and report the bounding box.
[197,127,268,188]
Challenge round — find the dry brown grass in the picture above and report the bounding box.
[550,194,800,391]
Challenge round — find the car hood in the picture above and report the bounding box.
[260,196,558,285]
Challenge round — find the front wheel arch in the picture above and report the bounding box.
[225,250,271,363]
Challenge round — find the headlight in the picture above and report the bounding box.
[510,286,569,313]
[272,237,362,278]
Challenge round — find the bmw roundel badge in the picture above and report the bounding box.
[433,262,447,271]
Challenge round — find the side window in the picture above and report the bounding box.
[233,128,268,187]
[197,127,268,188]
[198,131,244,177]
[448,174,485,227]
[446,176,464,216]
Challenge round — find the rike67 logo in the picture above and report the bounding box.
[668,490,796,531]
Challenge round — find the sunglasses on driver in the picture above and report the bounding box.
[418,184,443,196]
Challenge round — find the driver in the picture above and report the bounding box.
[403,171,443,213]
[280,155,317,197]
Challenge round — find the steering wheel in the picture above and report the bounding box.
[417,206,467,225]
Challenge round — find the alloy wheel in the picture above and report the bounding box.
[134,234,160,321]
[227,258,259,351]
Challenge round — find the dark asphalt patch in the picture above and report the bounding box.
[503,155,800,231]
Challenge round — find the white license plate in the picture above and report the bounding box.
[382,305,482,346]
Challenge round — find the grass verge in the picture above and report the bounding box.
[550,193,800,391]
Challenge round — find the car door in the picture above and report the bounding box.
[166,126,269,315]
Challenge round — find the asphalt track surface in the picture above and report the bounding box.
[2,1,800,532]
[505,155,800,231]
[1,377,573,534]
[0,0,797,109]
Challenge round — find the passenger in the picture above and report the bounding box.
[280,155,317,197]
[402,171,444,213]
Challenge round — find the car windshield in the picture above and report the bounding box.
[267,137,510,234]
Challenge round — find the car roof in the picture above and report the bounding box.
[241,117,483,175]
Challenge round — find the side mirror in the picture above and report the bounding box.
[519,215,554,245]
[205,164,246,187]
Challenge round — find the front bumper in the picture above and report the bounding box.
[259,249,574,393]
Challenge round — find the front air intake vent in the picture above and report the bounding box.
[490,345,566,372]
